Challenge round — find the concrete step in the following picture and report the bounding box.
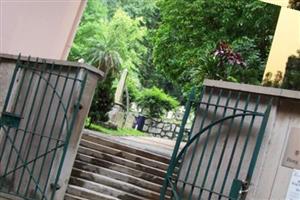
[66,185,118,200]
[71,168,161,200]
[73,160,163,194]
[69,177,149,200]
[76,153,165,185]
[64,193,90,200]
[80,139,169,171]
[82,133,170,164]
[77,146,166,178]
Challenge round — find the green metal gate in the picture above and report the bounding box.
[160,86,272,200]
[0,55,87,200]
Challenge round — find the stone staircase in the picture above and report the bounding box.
[65,132,173,200]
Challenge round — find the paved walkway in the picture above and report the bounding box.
[83,129,185,157]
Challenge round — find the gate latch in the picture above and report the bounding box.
[229,179,250,199]
[0,112,21,128]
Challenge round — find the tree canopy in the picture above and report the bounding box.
[153,0,280,94]
[70,0,281,122]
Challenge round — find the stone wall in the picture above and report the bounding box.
[142,118,191,140]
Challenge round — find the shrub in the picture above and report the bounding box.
[282,56,300,90]
[137,87,179,118]
[88,70,115,125]
[289,0,300,10]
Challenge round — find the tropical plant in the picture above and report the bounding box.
[137,87,179,118]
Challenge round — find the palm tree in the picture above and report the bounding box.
[87,36,123,77]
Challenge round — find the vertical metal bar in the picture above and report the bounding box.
[178,87,214,198]
[50,70,88,200]
[234,96,261,179]
[15,60,47,194]
[187,87,206,142]
[0,55,26,161]
[23,63,56,196]
[2,54,21,112]
[204,91,232,199]
[40,67,80,199]
[245,99,272,183]
[208,91,241,200]
[174,87,206,191]
[182,88,221,199]
[196,89,229,199]
[32,66,72,197]
[218,93,252,199]
[2,57,36,186]
[160,88,195,200]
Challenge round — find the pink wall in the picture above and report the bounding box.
[0,0,86,60]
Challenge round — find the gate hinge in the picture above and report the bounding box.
[0,112,21,128]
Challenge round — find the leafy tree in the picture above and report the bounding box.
[153,0,280,94]
[69,0,107,62]
[137,87,179,118]
[70,1,147,123]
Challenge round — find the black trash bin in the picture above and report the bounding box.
[136,116,146,131]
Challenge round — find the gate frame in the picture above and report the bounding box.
[0,54,102,200]
[160,85,272,200]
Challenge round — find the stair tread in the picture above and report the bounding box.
[73,160,163,193]
[80,139,168,171]
[82,132,170,164]
[71,167,161,199]
[67,185,119,200]
[76,153,164,185]
[78,146,166,178]
[69,177,150,200]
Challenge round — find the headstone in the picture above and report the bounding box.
[124,113,136,129]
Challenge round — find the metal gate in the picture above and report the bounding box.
[160,86,272,200]
[0,55,87,200]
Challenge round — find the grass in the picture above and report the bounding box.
[86,123,145,136]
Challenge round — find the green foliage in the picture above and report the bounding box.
[126,78,140,102]
[262,71,283,88]
[282,55,300,90]
[137,87,179,118]
[89,71,115,123]
[69,0,107,62]
[153,0,280,94]
[289,0,300,10]
[86,121,145,136]
[69,1,148,123]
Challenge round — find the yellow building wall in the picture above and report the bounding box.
[260,0,288,7]
[263,7,300,80]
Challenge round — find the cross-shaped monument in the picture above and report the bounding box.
[261,0,300,81]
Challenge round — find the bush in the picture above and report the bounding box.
[88,71,115,125]
[282,56,300,90]
[289,0,300,10]
[137,87,179,118]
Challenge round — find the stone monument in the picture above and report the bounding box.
[107,69,128,128]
